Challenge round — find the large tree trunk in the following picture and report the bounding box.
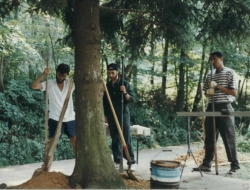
[70,1,126,188]
[192,45,206,112]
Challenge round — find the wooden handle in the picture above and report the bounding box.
[210,64,219,175]
[200,83,206,140]
[46,78,74,160]
[43,78,74,172]
[103,80,131,162]
[43,79,74,172]
[44,59,49,157]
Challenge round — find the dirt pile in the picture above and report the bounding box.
[120,174,150,189]
[174,145,250,166]
[16,171,71,189]
[14,172,150,189]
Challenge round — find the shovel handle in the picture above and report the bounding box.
[43,78,74,171]
[47,78,74,157]
[44,59,49,157]
[200,83,206,141]
[210,62,219,175]
[102,79,131,163]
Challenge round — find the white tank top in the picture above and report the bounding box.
[41,78,75,122]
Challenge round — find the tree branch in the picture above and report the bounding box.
[99,6,154,14]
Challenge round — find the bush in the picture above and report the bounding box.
[0,79,74,168]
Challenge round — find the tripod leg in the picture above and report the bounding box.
[190,150,203,177]
[180,151,189,179]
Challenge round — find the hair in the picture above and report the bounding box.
[56,63,70,74]
[107,63,119,70]
[210,50,223,58]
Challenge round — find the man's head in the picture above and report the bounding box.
[56,63,70,84]
[210,50,224,70]
[107,63,119,81]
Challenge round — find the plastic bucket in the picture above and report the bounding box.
[150,160,181,189]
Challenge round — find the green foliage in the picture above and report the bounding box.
[236,127,250,153]
[54,135,75,160]
[0,79,74,167]
[2,0,250,170]
[130,88,200,149]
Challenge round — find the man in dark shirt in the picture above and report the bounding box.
[103,63,136,171]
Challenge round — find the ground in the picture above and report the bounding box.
[2,145,250,189]
[6,172,150,189]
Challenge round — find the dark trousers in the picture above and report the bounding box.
[203,103,240,169]
[107,112,136,164]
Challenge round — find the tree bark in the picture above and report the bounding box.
[161,38,169,95]
[192,45,206,112]
[70,0,126,188]
[0,52,5,92]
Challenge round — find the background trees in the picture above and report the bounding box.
[1,0,250,188]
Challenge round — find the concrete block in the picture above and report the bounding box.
[131,125,151,136]
[131,125,144,135]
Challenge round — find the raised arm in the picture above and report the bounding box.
[31,68,50,89]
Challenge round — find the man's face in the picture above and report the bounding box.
[56,72,68,83]
[107,70,118,80]
[210,55,223,69]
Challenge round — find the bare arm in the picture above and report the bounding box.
[31,68,50,89]
[217,85,237,97]
[205,86,237,98]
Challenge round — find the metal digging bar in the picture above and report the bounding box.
[119,56,125,173]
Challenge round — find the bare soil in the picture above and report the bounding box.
[9,172,150,189]
[174,145,250,166]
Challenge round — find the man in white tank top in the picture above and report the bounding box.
[31,63,76,160]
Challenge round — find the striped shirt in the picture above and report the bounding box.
[203,67,237,103]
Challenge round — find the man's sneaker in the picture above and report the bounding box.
[130,164,136,171]
[193,165,211,172]
[228,168,237,175]
[114,163,119,170]
[126,164,136,171]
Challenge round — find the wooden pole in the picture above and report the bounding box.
[210,62,219,175]
[200,83,206,143]
[44,78,74,171]
[44,59,49,159]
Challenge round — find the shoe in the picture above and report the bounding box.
[193,165,211,172]
[126,164,136,171]
[228,168,238,175]
[114,163,119,170]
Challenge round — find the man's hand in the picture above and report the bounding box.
[104,117,108,124]
[43,68,50,75]
[206,88,214,95]
[120,85,127,94]
[209,81,218,88]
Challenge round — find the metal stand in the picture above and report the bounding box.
[136,136,139,164]
[180,116,203,178]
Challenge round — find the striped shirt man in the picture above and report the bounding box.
[193,50,240,174]
[203,67,237,103]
